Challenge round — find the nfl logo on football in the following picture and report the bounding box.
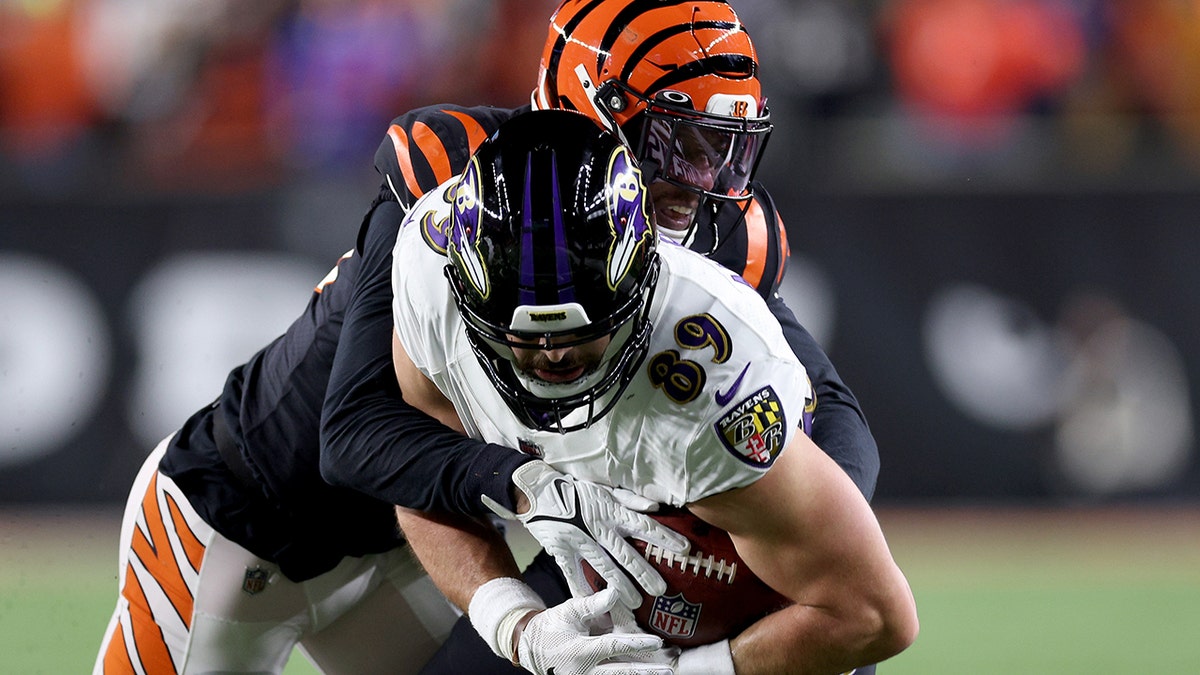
[650,593,701,640]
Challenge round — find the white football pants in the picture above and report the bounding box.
[95,435,459,674]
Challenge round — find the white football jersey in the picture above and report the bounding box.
[392,181,813,506]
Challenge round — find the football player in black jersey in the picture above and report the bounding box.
[95,1,882,673]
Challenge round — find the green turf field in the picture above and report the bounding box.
[4,505,1198,674]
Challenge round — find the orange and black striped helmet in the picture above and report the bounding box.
[533,0,772,239]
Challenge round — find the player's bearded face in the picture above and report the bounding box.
[509,335,613,385]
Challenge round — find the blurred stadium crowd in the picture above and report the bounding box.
[3,0,1200,195]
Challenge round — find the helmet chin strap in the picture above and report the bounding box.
[675,197,722,254]
[695,198,723,255]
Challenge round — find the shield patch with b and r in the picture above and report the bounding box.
[714,385,787,467]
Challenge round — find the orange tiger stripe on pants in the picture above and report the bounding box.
[99,468,207,674]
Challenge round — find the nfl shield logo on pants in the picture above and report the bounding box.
[649,593,701,641]
[242,566,270,595]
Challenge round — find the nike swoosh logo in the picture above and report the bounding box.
[715,363,751,407]
[552,478,577,520]
[526,478,593,536]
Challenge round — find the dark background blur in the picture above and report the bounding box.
[2,0,1196,506]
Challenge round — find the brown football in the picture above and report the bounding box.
[582,507,792,648]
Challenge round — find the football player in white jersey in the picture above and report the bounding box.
[388,110,918,675]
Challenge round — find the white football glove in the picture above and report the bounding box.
[483,460,690,608]
[615,640,734,675]
[517,588,672,675]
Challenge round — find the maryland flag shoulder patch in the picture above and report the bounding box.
[714,385,787,467]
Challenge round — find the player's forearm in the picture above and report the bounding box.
[716,539,917,674]
[691,435,917,673]
[394,506,522,611]
[322,338,530,517]
[692,533,916,674]
[319,197,527,515]
[725,579,915,674]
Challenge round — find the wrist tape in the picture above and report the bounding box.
[468,577,546,662]
[676,639,735,675]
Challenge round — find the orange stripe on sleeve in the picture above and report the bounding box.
[387,125,425,200]
[741,197,769,289]
[101,618,135,674]
[122,568,177,674]
[130,474,194,629]
[444,110,491,155]
[775,208,789,287]
[164,492,206,574]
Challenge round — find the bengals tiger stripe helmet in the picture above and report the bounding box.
[533,0,772,243]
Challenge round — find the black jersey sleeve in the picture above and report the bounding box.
[706,184,878,498]
[702,183,789,300]
[374,104,526,209]
[767,291,881,501]
[320,196,532,516]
